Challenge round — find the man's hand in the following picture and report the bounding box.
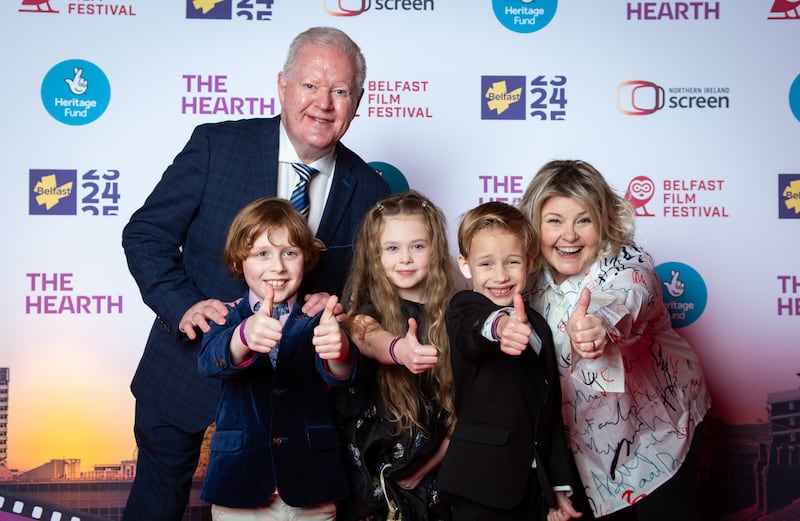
[302,292,344,319]
[179,299,229,340]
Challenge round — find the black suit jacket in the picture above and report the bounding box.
[122,116,389,431]
[438,290,573,510]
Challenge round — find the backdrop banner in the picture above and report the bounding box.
[1,1,799,520]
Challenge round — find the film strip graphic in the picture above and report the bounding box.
[0,490,106,521]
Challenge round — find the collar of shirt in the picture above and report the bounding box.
[277,122,335,234]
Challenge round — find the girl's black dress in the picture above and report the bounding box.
[335,299,451,521]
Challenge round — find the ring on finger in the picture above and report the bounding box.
[591,340,596,351]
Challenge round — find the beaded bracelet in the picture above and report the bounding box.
[238,317,249,347]
[388,336,401,365]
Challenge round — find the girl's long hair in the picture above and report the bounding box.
[343,190,455,436]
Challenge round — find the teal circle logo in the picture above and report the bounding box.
[655,261,707,328]
[41,59,111,125]
[369,161,409,194]
[492,0,557,34]
[790,73,800,123]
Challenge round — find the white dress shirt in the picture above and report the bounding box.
[277,123,336,235]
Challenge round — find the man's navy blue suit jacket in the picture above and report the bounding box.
[122,115,389,432]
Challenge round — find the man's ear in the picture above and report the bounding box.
[277,71,286,105]
[457,255,472,280]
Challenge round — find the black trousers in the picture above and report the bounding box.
[448,469,547,521]
[122,401,207,521]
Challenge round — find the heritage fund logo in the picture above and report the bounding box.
[492,0,557,33]
[655,261,707,328]
[40,59,110,125]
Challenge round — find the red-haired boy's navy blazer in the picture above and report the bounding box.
[198,295,358,508]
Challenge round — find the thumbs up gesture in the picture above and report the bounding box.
[394,317,439,374]
[567,287,606,360]
[498,293,532,356]
[313,295,352,377]
[241,283,283,353]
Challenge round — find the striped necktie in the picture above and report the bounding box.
[290,163,319,219]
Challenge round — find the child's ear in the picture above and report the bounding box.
[457,255,472,280]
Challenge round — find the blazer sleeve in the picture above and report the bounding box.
[446,290,505,364]
[198,301,262,379]
[122,118,280,332]
[122,124,214,329]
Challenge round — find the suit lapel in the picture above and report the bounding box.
[316,143,357,243]
[253,117,281,198]
[275,305,313,367]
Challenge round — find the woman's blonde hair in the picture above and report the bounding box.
[343,190,455,436]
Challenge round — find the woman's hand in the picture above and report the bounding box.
[567,288,607,359]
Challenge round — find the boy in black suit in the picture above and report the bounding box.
[437,202,581,521]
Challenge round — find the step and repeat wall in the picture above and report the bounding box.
[1,0,799,517]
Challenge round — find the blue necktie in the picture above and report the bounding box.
[269,301,290,367]
[290,163,319,219]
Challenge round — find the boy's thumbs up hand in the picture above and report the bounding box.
[244,283,282,354]
[260,282,274,318]
[498,293,533,357]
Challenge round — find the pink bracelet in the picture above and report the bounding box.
[239,317,249,347]
[388,336,401,365]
